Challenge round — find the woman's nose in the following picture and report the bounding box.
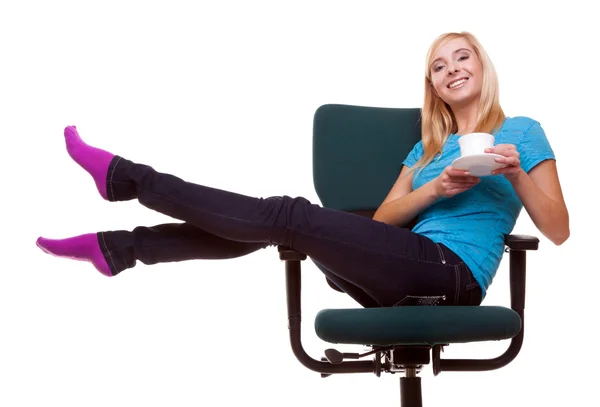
[447,65,459,75]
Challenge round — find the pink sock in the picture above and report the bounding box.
[64,126,114,200]
[36,234,113,277]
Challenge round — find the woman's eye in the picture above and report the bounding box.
[434,65,444,72]
[458,55,469,61]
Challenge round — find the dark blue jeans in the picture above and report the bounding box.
[99,156,482,308]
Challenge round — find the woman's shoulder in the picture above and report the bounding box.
[409,139,424,151]
[500,116,541,133]
[499,116,553,154]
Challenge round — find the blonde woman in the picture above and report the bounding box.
[36,32,569,308]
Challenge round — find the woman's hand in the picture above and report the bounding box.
[434,166,480,198]
[486,144,522,181]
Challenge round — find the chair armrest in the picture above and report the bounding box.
[504,234,539,251]
[439,233,537,373]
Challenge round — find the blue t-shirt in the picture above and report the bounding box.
[402,117,555,299]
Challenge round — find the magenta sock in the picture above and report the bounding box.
[36,234,113,277]
[64,126,114,200]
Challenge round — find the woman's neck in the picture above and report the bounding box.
[453,103,479,135]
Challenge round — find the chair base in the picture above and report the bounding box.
[400,374,422,407]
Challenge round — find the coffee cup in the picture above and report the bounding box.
[457,132,495,157]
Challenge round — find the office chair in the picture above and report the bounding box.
[277,104,539,407]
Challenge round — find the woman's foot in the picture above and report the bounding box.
[36,233,113,277]
[64,126,114,200]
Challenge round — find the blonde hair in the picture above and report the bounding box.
[412,31,505,170]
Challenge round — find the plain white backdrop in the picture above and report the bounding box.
[1,1,596,406]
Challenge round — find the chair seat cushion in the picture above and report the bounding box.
[315,306,521,346]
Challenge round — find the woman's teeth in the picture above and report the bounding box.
[448,78,468,89]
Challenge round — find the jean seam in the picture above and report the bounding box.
[453,264,460,305]
[290,227,455,266]
[434,243,446,264]
[99,232,118,274]
[459,262,480,291]
[466,281,480,290]
[108,156,123,201]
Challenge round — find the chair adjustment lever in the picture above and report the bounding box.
[324,348,360,364]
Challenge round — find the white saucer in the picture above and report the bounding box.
[451,153,506,177]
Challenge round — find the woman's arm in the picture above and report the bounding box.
[504,160,569,245]
[373,165,481,226]
[489,144,570,245]
[372,166,436,226]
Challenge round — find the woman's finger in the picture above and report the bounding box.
[485,144,517,155]
[448,175,480,183]
[446,167,475,178]
[445,181,479,190]
[491,164,522,174]
[494,156,520,166]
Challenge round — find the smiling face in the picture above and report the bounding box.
[429,37,483,109]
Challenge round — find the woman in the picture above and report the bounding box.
[36,32,569,308]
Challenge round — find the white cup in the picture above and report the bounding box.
[458,132,495,157]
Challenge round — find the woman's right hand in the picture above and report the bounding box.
[434,166,480,198]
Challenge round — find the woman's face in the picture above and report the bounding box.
[429,37,483,109]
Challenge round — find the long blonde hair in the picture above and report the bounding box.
[412,32,505,170]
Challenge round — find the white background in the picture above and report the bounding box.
[1,1,597,406]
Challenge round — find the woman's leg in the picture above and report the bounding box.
[108,155,482,306]
[99,223,271,275]
[39,221,380,307]
[38,223,270,276]
[41,126,481,306]
[102,224,382,307]
[311,259,380,308]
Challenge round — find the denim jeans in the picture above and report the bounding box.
[99,155,482,308]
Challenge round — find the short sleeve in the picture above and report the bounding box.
[519,121,555,173]
[402,140,424,168]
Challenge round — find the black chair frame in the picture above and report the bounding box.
[278,233,538,407]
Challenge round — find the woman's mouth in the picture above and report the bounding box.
[447,78,469,89]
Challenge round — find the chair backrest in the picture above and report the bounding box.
[313,104,422,211]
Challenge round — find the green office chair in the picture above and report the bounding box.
[277,104,539,407]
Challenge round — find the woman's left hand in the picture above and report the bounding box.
[485,144,523,181]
